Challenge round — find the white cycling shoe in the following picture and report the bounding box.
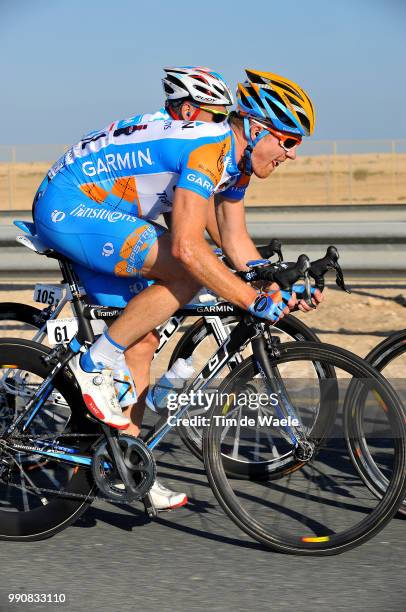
[149,479,188,511]
[114,478,187,510]
[69,354,130,430]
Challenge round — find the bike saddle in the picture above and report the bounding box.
[15,233,51,255]
[13,220,36,235]
[13,220,68,261]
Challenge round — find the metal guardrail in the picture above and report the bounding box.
[0,205,404,277]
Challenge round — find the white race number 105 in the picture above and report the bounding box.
[33,284,63,306]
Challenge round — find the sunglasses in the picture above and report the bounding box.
[252,119,302,151]
[190,103,229,123]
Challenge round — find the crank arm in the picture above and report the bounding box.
[101,425,140,493]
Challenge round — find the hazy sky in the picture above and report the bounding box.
[1,0,405,144]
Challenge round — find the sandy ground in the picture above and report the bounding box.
[1,282,405,365]
[1,152,406,209]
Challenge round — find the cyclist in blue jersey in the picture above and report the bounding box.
[33,68,319,508]
[33,66,235,509]
[132,66,232,245]
[111,66,233,508]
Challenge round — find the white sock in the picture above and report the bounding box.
[81,330,126,372]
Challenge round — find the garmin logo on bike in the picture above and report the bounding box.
[82,148,154,177]
[70,204,137,224]
[196,304,234,313]
[244,271,257,282]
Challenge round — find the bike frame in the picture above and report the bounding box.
[26,283,240,362]
[3,315,298,466]
[1,255,305,469]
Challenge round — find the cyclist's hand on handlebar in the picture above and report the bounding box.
[292,284,324,312]
[261,281,297,308]
[248,289,294,323]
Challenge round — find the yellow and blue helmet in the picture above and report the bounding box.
[236,69,315,137]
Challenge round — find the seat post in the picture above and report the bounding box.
[56,257,95,344]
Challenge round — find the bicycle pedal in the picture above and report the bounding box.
[85,413,101,425]
[142,493,157,518]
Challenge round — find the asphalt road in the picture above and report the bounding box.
[0,427,405,612]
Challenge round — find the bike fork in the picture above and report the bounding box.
[251,334,314,461]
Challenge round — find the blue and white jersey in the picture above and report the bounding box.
[45,113,249,220]
[124,107,170,124]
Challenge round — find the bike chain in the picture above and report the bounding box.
[0,432,120,504]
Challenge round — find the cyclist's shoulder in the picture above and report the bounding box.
[74,108,171,142]
[165,119,232,143]
[114,108,170,127]
[99,115,231,146]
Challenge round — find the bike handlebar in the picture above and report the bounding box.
[253,254,311,290]
[239,244,350,307]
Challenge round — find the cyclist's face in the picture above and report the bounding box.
[251,128,299,179]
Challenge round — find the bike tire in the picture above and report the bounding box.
[0,339,99,541]
[203,342,406,555]
[0,302,44,329]
[346,329,406,516]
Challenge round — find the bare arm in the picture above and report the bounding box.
[164,196,221,247]
[215,195,262,270]
[205,196,222,247]
[171,188,257,309]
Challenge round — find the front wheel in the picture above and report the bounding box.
[203,342,406,555]
[346,330,406,516]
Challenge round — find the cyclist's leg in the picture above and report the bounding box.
[122,331,160,437]
[33,183,200,437]
[108,231,201,343]
[34,181,201,317]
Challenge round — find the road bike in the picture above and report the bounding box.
[0,236,405,554]
[0,222,337,476]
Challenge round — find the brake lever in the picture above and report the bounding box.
[257,238,284,262]
[303,271,316,308]
[309,245,350,294]
[268,238,283,262]
[333,262,351,293]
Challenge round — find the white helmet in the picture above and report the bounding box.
[162,66,233,106]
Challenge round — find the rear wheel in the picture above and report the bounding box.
[0,339,100,540]
[0,302,48,342]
